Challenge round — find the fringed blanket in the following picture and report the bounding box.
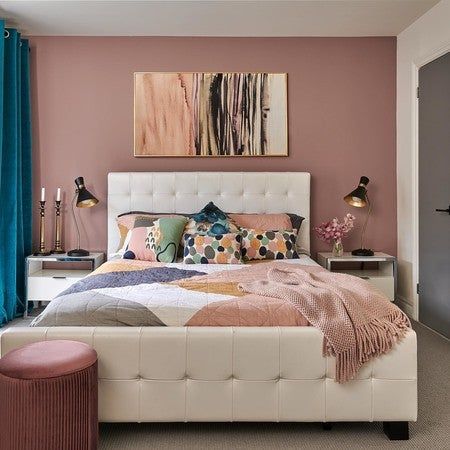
[239,266,411,383]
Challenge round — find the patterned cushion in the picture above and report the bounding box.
[116,212,187,252]
[123,217,188,262]
[183,233,242,264]
[184,202,239,237]
[240,228,299,261]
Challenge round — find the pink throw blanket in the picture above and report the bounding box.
[239,266,411,383]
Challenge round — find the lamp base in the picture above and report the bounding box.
[351,248,374,256]
[67,248,90,257]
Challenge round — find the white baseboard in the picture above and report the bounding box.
[396,295,416,319]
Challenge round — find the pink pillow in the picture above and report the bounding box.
[228,213,292,231]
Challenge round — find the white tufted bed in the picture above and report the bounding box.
[1,172,417,439]
[107,172,311,257]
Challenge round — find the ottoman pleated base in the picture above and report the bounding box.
[0,340,98,450]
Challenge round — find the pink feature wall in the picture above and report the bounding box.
[29,37,396,256]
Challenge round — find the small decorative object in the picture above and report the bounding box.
[314,214,355,257]
[34,188,51,256]
[134,72,288,157]
[52,188,64,254]
[67,177,99,257]
[344,176,374,256]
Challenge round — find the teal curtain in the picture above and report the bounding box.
[0,21,32,325]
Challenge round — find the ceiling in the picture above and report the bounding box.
[0,0,441,37]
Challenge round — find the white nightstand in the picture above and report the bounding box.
[317,252,397,302]
[25,252,105,317]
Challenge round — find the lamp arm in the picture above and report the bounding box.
[360,194,372,250]
[71,191,81,250]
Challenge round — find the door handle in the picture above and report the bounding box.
[435,205,450,214]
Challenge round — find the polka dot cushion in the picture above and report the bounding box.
[183,233,243,264]
[240,228,299,261]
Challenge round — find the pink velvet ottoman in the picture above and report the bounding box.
[0,340,98,450]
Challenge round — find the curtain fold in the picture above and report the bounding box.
[0,21,32,325]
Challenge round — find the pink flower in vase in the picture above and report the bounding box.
[314,214,355,254]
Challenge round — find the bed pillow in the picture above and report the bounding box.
[240,228,299,262]
[228,213,304,232]
[115,212,187,253]
[183,233,242,264]
[184,202,239,236]
[123,216,188,262]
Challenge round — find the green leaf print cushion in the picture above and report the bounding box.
[124,216,188,263]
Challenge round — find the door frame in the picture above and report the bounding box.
[412,41,450,320]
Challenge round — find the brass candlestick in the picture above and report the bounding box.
[34,201,51,256]
[52,200,65,254]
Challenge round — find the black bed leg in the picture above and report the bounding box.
[322,422,333,430]
[383,422,409,440]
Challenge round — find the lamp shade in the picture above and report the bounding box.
[344,176,369,208]
[74,177,99,208]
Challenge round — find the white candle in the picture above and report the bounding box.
[41,187,45,202]
[56,187,61,201]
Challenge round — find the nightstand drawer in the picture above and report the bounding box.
[338,270,395,301]
[358,276,394,301]
[27,270,90,301]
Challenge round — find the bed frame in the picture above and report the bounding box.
[1,172,417,440]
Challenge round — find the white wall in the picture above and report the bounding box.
[397,0,450,318]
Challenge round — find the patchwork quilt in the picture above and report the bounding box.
[31,258,318,327]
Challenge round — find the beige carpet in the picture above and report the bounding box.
[2,316,449,448]
[98,321,449,449]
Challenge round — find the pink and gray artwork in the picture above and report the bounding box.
[134,72,288,157]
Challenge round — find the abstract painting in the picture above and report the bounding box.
[134,72,288,157]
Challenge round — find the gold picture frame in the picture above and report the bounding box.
[134,72,288,157]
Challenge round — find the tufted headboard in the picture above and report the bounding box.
[107,172,310,258]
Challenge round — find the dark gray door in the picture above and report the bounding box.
[419,52,450,338]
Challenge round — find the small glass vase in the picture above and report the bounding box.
[332,240,344,257]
